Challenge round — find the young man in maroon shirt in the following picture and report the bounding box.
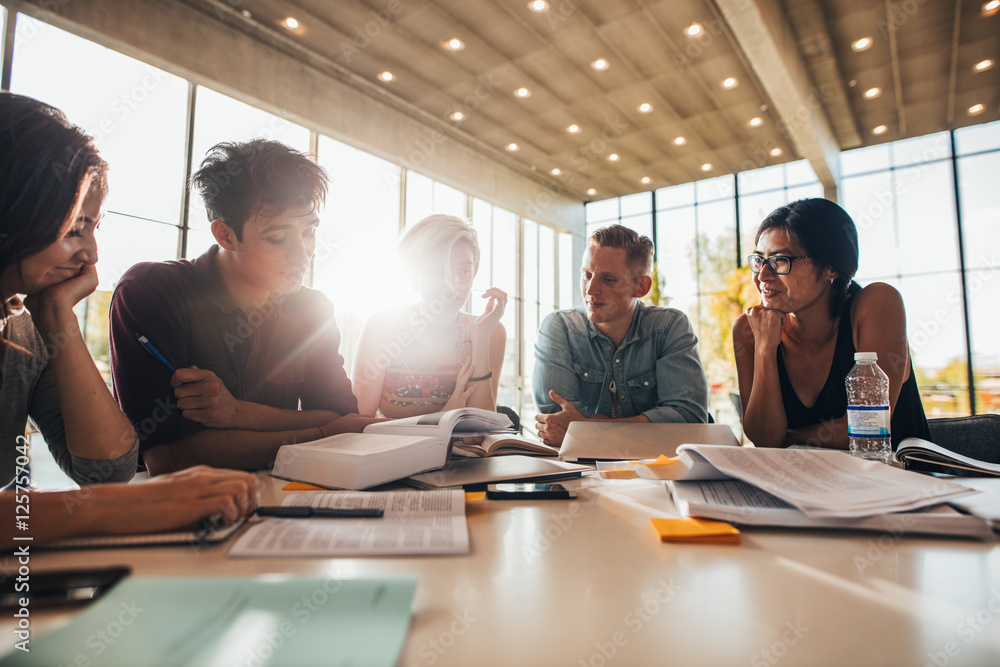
[110,140,376,475]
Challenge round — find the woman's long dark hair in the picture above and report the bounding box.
[756,198,862,316]
[0,93,108,297]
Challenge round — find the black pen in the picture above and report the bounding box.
[256,506,384,518]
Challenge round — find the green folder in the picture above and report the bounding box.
[3,575,416,666]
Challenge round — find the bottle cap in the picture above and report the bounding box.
[854,352,878,361]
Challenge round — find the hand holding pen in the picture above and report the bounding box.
[136,333,244,428]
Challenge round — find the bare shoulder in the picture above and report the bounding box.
[732,312,754,343]
[852,282,905,318]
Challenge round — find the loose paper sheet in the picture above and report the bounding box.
[230,489,469,557]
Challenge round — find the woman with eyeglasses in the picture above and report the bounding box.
[1,92,256,547]
[732,198,930,449]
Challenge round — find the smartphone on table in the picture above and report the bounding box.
[486,482,577,500]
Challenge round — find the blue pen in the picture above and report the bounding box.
[136,333,177,373]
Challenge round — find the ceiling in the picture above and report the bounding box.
[177,0,999,201]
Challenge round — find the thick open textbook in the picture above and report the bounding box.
[364,407,515,437]
[451,433,559,458]
[635,445,976,519]
[272,433,450,490]
[230,489,468,557]
[896,437,1000,477]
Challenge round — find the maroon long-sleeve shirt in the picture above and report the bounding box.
[109,246,358,456]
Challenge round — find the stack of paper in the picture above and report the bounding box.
[660,445,977,518]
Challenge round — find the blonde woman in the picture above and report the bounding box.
[352,215,507,418]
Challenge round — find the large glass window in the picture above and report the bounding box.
[592,125,1000,427]
[313,136,402,373]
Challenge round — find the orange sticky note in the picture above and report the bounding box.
[649,517,741,544]
[465,492,486,502]
[602,469,638,479]
[282,481,327,491]
[640,455,681,467]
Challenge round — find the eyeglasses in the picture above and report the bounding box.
[747,254,811,275]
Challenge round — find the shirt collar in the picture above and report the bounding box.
[192,245,239,314]
[584,300,645,346]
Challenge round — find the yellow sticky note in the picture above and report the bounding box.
[649,517,741,544]
[465,492,486,502]
[282,481,327,491]
[640,455,681,467]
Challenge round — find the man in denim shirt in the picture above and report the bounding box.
[533,225,708,446]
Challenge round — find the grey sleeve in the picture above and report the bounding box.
[28,362,139,486]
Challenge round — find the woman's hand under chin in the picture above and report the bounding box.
[24,263,99,329]
[745,303,785,353]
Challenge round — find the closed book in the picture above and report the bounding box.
[272,433,450,490]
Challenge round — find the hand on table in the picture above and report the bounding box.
[534,390,586,447]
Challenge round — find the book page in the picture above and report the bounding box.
[364,408,514,437]
[229,490,469,557]
[676,445,976,518]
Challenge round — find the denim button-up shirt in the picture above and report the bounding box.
[533,302,708,423]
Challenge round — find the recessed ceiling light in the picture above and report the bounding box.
[551,168,562,176]
[852,37,872,52]
[686,23,703,38]
[674,136,686,146]
[566,124,581,134]
[443,38,465,52]
[283,17,300,30]
[969,103,986,115]
[514,87,532,98]
[378,71,394,82]
[506,142,520,151]
[608,153,620,161]
[748,117,763,128]
[528,0,550,12]
[241,9,252,19]
[974,59,994,72]
[721,77,739,89]
[701,163,712,171]
[587,188,597,196]
[640,176,652,184]
[864,87,881,99]
[770,147,782,157]
[450,111,465,121]
[983,1,999,15]
[637,102,653,113]
[873,125,888,135]
[591,58,610,71]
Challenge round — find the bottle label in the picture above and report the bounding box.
[847,406,890,437]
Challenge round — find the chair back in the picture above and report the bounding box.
[927,414,1000,464]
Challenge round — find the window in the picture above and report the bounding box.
[312,136,402,372]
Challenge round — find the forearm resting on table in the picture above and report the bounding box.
[235,403,338,431]
[782,417,848,449]
[143,413,384,475]
[142,426,323,475]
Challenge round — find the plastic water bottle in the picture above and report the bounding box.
[845,352,891,463]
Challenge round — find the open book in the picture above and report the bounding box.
[451,433,559,458]
[634,445,976,519]
[363,407,514,438]
[896,437,1000,477]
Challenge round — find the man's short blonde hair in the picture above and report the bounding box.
[588,224,654,278]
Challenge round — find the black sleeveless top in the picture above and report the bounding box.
[776,294,931,449]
